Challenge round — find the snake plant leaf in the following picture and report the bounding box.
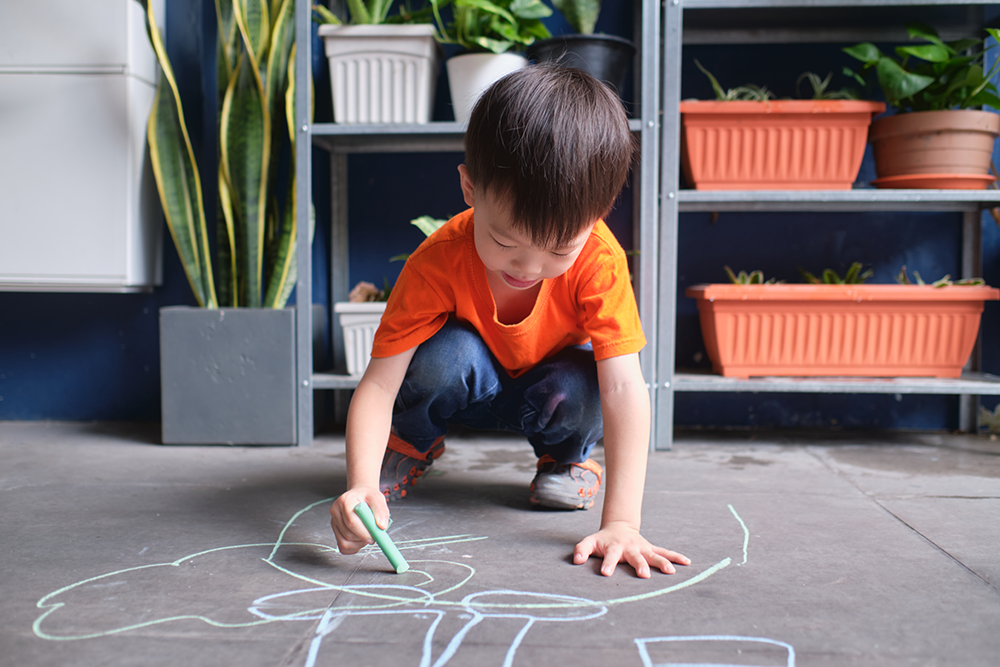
[269,0,284,25]
[266,0,295,107]
[139,0,217,308]
[216,0,239,95]
[263,183,297,308]
[552,0,597,34]
[217,170,239,306]
[221,50,271,307]
[264,45,300,309]
[311,4,342,25]
[234,0,271,64]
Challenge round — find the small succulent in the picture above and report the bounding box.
[895,265,985,287]
[724,266,780,285]
[695,61,773,102]
[796,71,859,100]
[799,262,873,285]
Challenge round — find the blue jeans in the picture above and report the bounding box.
[392,319,602,464]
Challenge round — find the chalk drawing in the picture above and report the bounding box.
[32,498,791,666]
[728,504,749,566]
[635,635,795,667]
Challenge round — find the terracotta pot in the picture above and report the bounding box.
[868,109,1000,189]
[679,100,885,190]
[869,109,1000,189]
[686,284,999,379]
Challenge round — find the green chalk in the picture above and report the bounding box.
[353,502,409,574]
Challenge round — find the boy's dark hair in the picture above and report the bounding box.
[464,63,637,248]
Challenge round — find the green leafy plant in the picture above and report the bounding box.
[695,60,773,101]
[724,266,780,285]
[430,0,552,54]
[796,71,859,100]
[552,0,599,35]
[311,0,432,25]
[895,266,985,287]
[139,0,306,308]
[350,215,449,302]
[843,23,1000,112]
[799,262,873,285]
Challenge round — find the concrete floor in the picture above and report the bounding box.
[2,422,999,667]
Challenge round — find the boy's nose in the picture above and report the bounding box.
[511,254,542,277]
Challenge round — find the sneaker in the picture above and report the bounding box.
[380,432,445,501]
[528,455,603,510]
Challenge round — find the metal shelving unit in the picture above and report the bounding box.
[655,0,1000,449]
[294,1,662,446]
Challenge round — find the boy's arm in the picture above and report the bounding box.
[573,352,691,577]
[329,348,417,555]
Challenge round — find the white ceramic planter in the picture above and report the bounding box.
[334,301,387,375]
[318,24,441,124]
[446,52,526,123]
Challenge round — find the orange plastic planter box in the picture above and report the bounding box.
[686,284,999,379]
[679,100,885,190]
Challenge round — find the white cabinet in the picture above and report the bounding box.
[0,0,163,292]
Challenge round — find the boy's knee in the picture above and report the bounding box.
[404,321,498,394]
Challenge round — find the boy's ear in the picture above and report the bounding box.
[458,164,476,208]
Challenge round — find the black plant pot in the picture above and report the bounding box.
[527,34,636,100]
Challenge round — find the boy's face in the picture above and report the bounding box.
[459,165,595,291]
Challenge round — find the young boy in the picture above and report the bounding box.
[330,64,690,578]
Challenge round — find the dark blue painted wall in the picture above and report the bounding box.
[0,1,997,431]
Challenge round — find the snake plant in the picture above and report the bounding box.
[138,0,306,308]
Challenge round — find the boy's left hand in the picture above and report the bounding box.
[573,521,691,578]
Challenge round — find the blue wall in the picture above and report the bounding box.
[1,2,997,431]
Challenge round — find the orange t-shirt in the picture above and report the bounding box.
[371,208,645,377]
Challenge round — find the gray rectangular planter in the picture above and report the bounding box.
[160,307,297,445]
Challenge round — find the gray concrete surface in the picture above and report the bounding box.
[2,421,999,666]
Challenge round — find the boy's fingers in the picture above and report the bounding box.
[658,548,691,566]
[647,551,677,575]
[573,536,596,564]
[600,546,623,577]
[626,548,651,579]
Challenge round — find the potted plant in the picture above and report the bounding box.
[679,63,885,190]
[140,0,307,444]
[844,23,1000,189]
[429,0,552,123]
[686,264,999,379]
[336,215,447,375]
[527,0,635,99]
[313,1,442,124]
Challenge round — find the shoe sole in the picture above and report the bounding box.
[529,476,595,510]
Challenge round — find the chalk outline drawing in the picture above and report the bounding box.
[33,498,788,667]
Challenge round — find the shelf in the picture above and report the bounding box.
[677,189,1000,212]
[674,371,1000,395]
[312,371,361,390]
[682,1,991,44]
[311,119,645,154]
[683,0,993,8]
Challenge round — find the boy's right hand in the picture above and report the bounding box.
[329,488,390,555]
